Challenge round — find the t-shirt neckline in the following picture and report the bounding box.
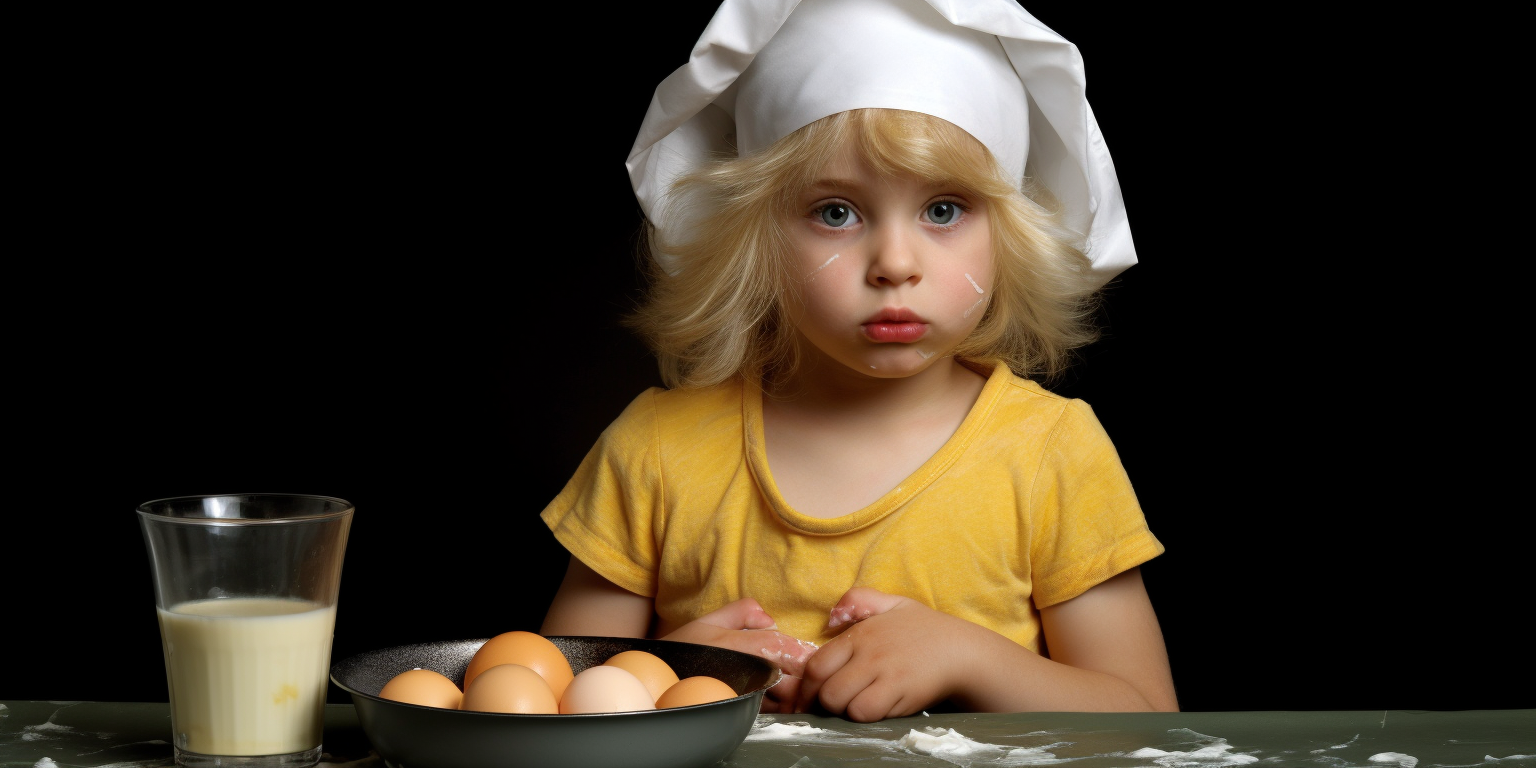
[742,360,1009,535]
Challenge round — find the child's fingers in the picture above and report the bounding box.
[842,678,909,723]
[827,586,906,629]
[809,661,881,720]
[759,672,802,713]
[693,597,778,631]
[667,597,819,677]
[670,623,816,677]
[793,630,854,713]
[757,630,820,677]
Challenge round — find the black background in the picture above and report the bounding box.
[9,3,1529,713]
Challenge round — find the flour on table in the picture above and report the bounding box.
[897,727,991,756]
[33,759,59,768]
[1368,753,1419,768]
[897,727,1070,766]
[22,719,79,741]
[1315,733,1360,751]
[750,722,837,739]
[747,720,1069,765]
[1124,730,1258,767]
[746,720,894,751]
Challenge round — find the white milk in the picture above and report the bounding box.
[157,597,337,756]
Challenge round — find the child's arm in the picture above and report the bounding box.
[540,555,654,637]
[793,568,1178,720]
[540,555,817,712]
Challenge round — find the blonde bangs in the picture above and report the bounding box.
[780,109,1009,203]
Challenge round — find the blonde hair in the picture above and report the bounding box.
[624,108,1105,389]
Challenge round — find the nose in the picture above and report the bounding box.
[865,226,922,288]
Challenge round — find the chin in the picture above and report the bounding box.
[849,350,942,378]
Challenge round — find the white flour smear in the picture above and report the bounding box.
[746,720,1071,766]
[1118,728,1259,767]
[744,720,1536,767]
[1127,742,1259,767]
[746,720,895,752]
[897,727,1072,766]
[1316,734,1361,751]
[21,719,77,741]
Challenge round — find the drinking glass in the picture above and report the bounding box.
[138,493,354,768]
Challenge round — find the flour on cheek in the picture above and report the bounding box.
[805,253,841,281]
[962,272,988,319]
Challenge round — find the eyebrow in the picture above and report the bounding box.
[804,178,862,195]
[804,176,971,197]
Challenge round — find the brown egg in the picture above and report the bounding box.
[602,650,680,703]
[656,676,738,709]
[461,663,559,714]
[559,665,657,714]
[378,668,462,710]
[464,631,575,701]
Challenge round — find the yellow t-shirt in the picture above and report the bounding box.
[540,361,1163,653]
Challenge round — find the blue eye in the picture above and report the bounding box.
[819,204,858,228]
[927,202,959,225]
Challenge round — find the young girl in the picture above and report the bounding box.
[540,0,1178,720]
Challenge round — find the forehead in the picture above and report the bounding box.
[803,142,873,188]
[799,142,965,199]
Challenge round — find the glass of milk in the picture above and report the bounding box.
[138,493,354,768]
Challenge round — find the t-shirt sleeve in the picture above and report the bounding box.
[539,388,666,598]
[1028,399,1163,608]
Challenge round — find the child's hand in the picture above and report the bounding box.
[797,572,1178,716]
[660,597,819,714]
[794,586,975,721]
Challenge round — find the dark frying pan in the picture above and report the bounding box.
[330,636,782,768]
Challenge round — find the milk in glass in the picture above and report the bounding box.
[157,597,337,756]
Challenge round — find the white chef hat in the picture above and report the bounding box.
[625,0,1136,286]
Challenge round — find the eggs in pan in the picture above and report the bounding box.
[656,676,739,709]
[602,649,681,702]
[463,630,574,701]
[378,630,740,714]
[377,668,465,710]
[464,663,562,714]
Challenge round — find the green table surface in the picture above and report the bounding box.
[2,701,1532,768]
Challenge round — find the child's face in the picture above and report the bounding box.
[783,142,993,378]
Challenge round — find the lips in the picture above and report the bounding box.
[862,308,927,343]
